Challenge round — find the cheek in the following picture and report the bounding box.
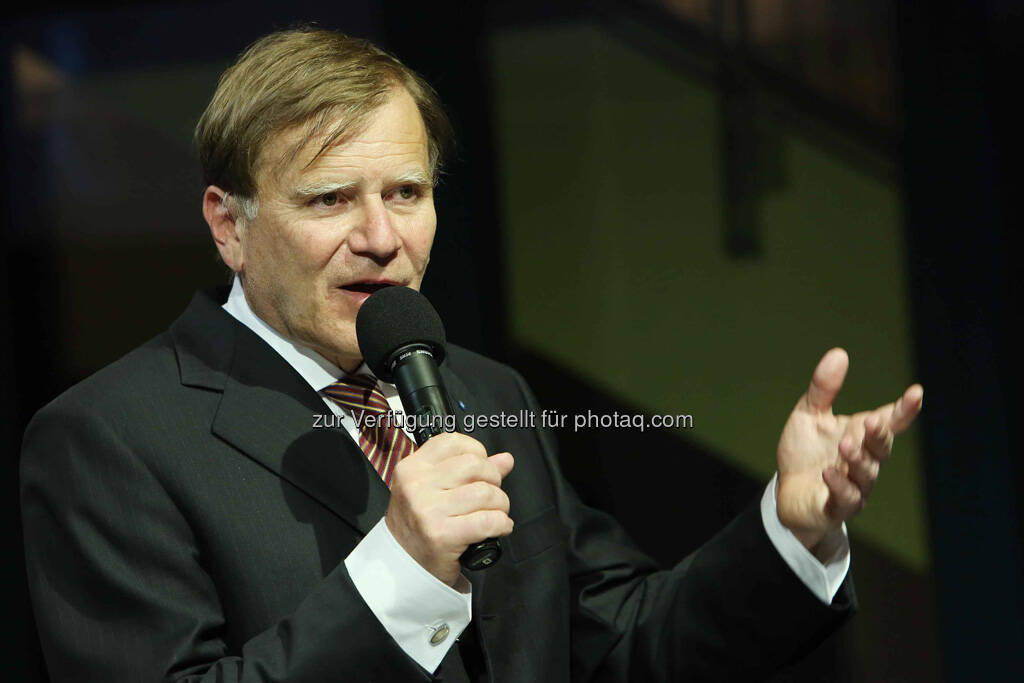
[243,221,297,270]
[301,230,345,270]
[245,224,341,313]
[263,224,341,279]
[406,209,437,266]
[411,228,435,264]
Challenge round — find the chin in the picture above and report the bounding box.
[316,324,362,371]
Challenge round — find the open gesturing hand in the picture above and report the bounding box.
[776,348,923,554]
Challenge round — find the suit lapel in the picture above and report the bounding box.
[173,289,389,538]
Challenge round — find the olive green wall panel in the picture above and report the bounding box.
[490,23,927,570]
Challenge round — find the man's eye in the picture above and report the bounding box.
[318,192,339,207]
[389,185,420,202]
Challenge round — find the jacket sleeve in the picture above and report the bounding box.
[508,371,857,682]
[21,399,430,683]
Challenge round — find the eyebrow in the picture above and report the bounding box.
[392,170,432,187]
[290,170,432,202]
[291,180,358,201]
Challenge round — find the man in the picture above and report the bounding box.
[21,28,923,682]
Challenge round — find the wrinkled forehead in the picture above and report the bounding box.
[253,89,429,193]
[251,116,365,194]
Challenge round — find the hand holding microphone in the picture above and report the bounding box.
[356,286,510,586]
[383,433,513,586]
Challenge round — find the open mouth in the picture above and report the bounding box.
[339,281,400,296]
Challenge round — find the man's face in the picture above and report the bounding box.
[237,87,436,371]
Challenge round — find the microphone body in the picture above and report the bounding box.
[356,287,502,571]
[390,345,456,445]
[383,344,503,571]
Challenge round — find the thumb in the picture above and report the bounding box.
[804,348,849,413]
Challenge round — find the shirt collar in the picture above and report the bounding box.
[221,276,376,392]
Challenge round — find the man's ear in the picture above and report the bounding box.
[202,185,245,272]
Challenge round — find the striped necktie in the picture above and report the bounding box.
[323,375,415,488]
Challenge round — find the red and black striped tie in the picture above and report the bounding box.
[323,375,415,488]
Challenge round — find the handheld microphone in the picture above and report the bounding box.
[356,286,502,571]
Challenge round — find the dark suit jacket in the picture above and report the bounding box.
[21,288,854,682]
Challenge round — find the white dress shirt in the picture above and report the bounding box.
[221,276,850,673]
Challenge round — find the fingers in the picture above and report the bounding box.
[840,432,880,497]
[437,453,515,519]
[858,384,923,438]
[441,452,511,489]
[449,509,515,545]
[836,381,922,473]
[823,464,864,518]
[489,451,515,479]
[444,480,511,517]
[862,413,894,463]
[415,432,488,463]
[889,384,924,434]
[832,410,899,519]
[385,435,515,586]
[804,348,849,413]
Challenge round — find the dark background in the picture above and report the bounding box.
[3,1,1021,680]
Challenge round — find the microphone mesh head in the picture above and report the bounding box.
[355,286,446,381]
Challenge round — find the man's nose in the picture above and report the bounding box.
[349,195,401,260]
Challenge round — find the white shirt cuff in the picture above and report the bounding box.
[760,473,850,604]
[344,517,473,673]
